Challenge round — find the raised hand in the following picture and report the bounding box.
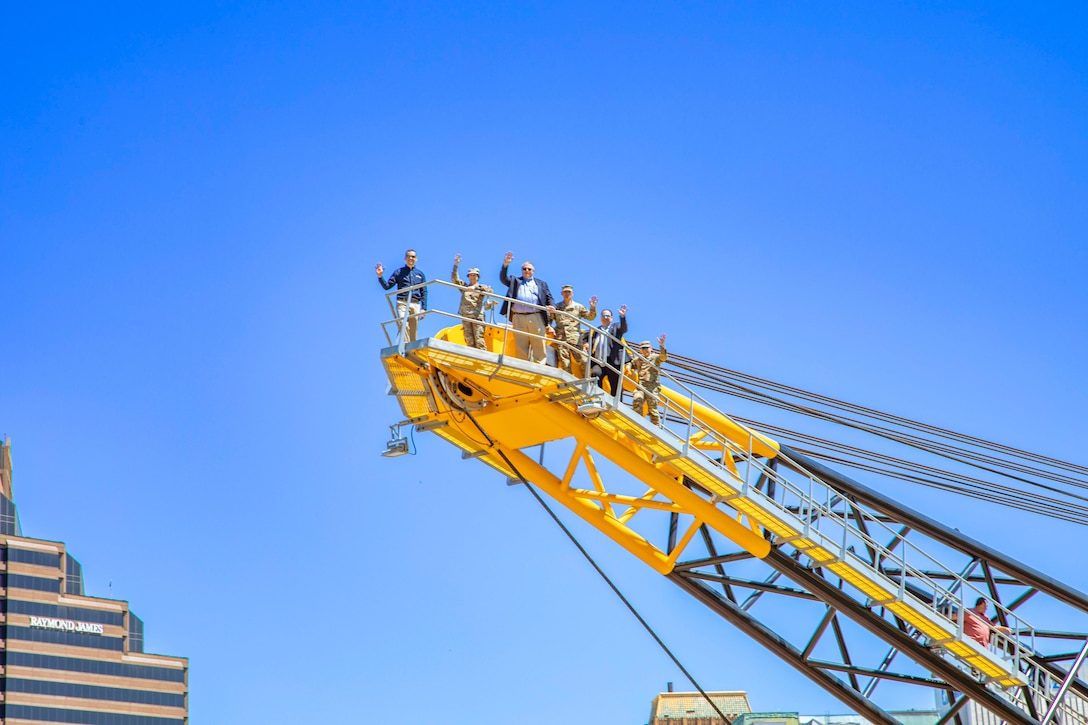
[618,304,628,317]
[503,251,514,266]
[375,263,384,277]
[589,295,598,306]
[658,333,666,345]
[454,254,461,265]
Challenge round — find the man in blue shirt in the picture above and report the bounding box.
[376,249,427,342]
[499,251,555,362]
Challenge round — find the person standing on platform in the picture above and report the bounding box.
[552,285,597,373]
[630,335,667,425]
[581,305,628,394]
[498,252,555,362]
[376,249,427,342]
[452,255,496,350]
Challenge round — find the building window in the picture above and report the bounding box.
[6,678,185,708]
[128,613,145,654]
[5,651,186,683]
[4,572,62,592]
[0,494,20,535]
[7,546,62,569]
[66,554,86,595]
[3,705,184,725]
[6,598,125,627]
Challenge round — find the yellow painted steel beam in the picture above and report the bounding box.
[495,444,676,574]
[572,489,682,514]
[529,402,772,561]
[441,400,770,573]
[559,442,587,488]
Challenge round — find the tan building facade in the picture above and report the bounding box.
[648,689,753,725]
[0,440,188,724]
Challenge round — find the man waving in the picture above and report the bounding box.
[499,251,555,362]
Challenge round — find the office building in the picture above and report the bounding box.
[0,440,188,724]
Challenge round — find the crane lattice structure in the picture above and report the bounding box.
[379,280,1088,725]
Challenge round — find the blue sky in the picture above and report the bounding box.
[2,2,1087,723]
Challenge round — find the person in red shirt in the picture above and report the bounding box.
[963,597,1012,648]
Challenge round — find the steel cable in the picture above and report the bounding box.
[668,365,1088,492]
[669,353,1088,478]
[660,354,1088,525]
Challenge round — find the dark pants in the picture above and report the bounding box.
[590,363,621,396]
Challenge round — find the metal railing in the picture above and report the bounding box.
[381,278,649,403]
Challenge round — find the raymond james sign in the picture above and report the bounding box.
[29,616,105,635]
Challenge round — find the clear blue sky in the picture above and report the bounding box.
[2,2,1086,723]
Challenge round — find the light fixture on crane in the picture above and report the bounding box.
[577,397,610,418]
[381,424,410,458]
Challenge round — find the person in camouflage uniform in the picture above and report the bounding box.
[551,285,597,372]
[630,334,667,425]
[452,255,497,350]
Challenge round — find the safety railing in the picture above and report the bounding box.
[382,279,757,431]
[381,279,655,405]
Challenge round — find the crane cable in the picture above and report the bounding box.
[673,380,1088,523]
[665,354,1088,487]
[677,385,1088,523]
[456,408,731,723]
[733,418,1088,525]
[663,354,1088,524]
[668,361,1088,491]
[670,353,1088,479]
[714,381,1088,494]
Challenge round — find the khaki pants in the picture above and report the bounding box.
[511,313,546,362]
[395,300,422,342]
[633,388,661,425]
[462,316,487,350]
[555,332,585,372]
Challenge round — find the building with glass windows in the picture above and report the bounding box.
[0,440,188,724]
